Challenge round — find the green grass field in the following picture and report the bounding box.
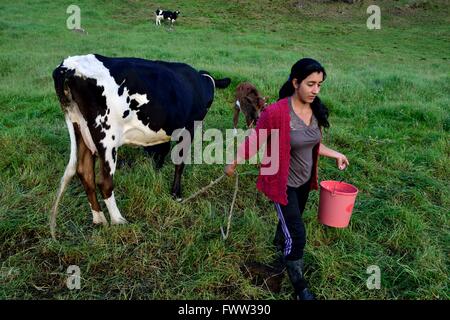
[0,0,448,299]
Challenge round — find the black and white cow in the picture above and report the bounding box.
[155,9,180,26]
[50,54,230,238]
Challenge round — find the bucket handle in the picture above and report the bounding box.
[332,167,348,197]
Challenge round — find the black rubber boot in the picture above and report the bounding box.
[285,258,316,300]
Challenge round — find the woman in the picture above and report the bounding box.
[225,58,349,300]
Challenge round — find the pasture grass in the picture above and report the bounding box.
[0,0,448,299]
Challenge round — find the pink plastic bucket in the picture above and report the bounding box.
[318,180,358,228]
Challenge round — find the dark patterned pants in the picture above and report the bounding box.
[273,181,311,261]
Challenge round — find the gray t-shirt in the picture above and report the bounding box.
[287,97,321,187]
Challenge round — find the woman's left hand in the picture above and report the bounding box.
[336,153,349,170]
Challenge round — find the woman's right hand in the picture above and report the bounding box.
[336,153,349,171]
[224,161,237,177]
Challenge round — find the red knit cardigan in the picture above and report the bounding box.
[237,97,321,205]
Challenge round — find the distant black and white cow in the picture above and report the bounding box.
[155,9,180,26]
[50,54,230,238]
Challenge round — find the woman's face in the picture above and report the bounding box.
[293,71,324,104]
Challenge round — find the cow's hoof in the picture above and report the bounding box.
[111,217,128,225]
[171,191,182,200]
[176,197,183,203]
[92,211,108,226]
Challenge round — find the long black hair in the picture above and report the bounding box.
[278,58,330,128]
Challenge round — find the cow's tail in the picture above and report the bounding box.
[200,70,231,89]
[50,114,77,240]
[214,77,231,89]
[50,66,78,240]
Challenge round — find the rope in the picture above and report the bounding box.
[181,169,251,240]
[180,174,225,204]
[220,172,239,240]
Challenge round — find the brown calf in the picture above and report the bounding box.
[233,82,267,135]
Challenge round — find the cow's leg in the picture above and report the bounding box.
[98,153,128,225]
[155,141,170,168]
[233,108,240,136]
[74,124,108,226]
[144,142,170,169]
[172,163,184,201]
[245,115,254,128]
[171,125,194,200]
